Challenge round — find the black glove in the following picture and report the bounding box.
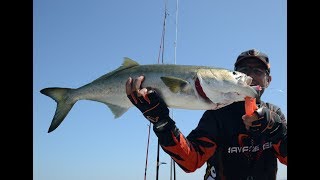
[250,107,285,141]
[127,89,170,124]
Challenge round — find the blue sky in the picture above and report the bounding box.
[33,0,287,179]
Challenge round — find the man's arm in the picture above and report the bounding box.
[126,76,218,172]
[243,103,287,165]
[153,115,217,172]
[268,104,287,165]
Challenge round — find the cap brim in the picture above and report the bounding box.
[235,57,270,70]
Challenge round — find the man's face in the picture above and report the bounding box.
[235,58,271,97]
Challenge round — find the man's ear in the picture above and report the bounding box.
[266,75,272,87]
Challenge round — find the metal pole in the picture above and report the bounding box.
[173,159,176,180]
[144,123,152,180]
[156,140,160,180]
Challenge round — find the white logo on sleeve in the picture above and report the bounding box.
[206,166,216,180]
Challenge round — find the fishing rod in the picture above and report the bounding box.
[171,0,179,179]
[156,140,160,180]
[157,1,168,64]
[155,0,180,179]
[170,158,177,180]
[155,1,168,179]
[144,123,151,180]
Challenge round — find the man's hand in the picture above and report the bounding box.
[242,107,282,137]
[125,76,170,123]
[242,113,259,131]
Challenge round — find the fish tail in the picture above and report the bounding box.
[40,87,76,133]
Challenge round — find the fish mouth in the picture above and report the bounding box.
[245,76,253,85]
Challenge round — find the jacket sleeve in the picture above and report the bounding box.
[153,111,218,173]
[266,103,287,165]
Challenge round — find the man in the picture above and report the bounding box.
[125,49,287,180]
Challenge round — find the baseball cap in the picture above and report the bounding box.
[234,49,270,74]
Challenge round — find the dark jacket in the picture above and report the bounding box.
[154,101,287,180]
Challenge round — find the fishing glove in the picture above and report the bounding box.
[127,90,174,131]
[250,107,286,142]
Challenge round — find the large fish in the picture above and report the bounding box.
[40,58,258,133]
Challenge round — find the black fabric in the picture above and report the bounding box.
[153,101,286,179]
[199,101,286,179]
[250,107,281,135]
[134,90,287,179]
[127,90,170,123]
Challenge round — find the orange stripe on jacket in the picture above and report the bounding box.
[272,140,287,165]
[162,132,217,172]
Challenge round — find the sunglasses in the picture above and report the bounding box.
[236,66,268,76]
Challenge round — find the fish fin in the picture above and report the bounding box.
[107,57,139,74]
[93,57,140,82]
[40,88,76,133]
[160,76,189,93]
[104,103,129,118]
[122,57,140,67]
